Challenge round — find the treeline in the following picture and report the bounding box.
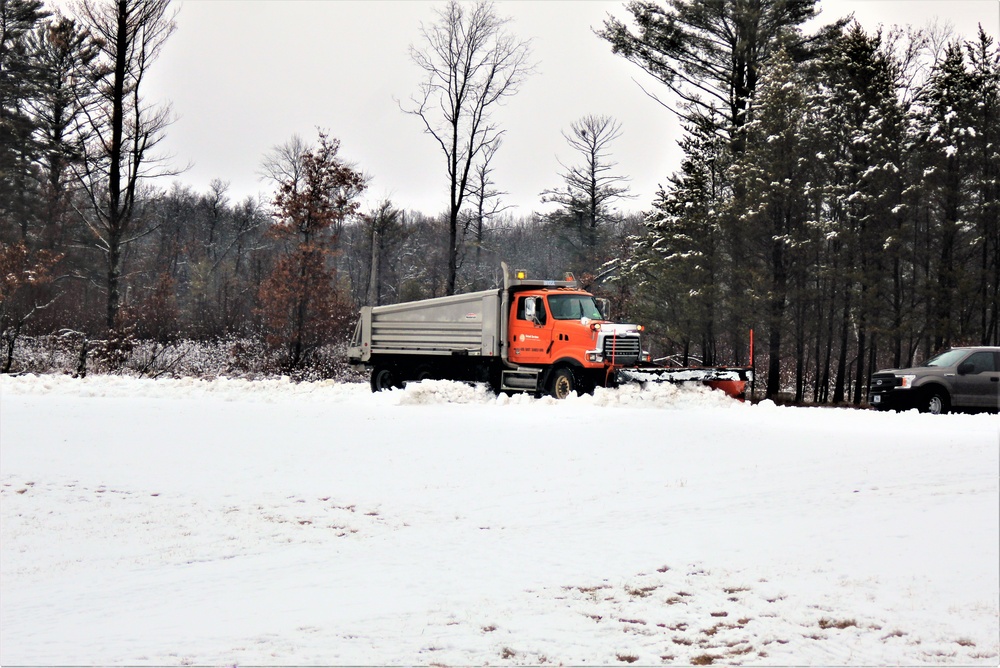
[2,0,998,403]
[0,0,640,377]
[603,5,1000,403]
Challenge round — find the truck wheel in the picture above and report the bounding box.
[549,367,576,399]
[920,387,950,415]
[401,365,434,388]
[370,366,399,393]
[413,365,435,382]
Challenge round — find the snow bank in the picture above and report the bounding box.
[1,372,748,409]
[1,372,367,403]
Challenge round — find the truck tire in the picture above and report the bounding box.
[549,367,576,399]
[370,366,400,393]
[412,365,435,382]
[919,387,950,415]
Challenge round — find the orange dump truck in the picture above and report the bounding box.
[347,263,752,399]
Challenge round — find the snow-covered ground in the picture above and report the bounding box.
[1,374,997,666]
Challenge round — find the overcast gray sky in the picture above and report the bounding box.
[138,0,999,215]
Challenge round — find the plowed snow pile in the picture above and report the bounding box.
[2,374,997,665]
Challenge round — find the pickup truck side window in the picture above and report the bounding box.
[964,351,997,373]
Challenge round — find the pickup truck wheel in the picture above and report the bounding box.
[370,366,399,393]
[549,367,576,399]
[920,387,950,415]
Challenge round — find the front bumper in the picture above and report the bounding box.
[868,389,913,410]
[592,333,641,366]
[869,373,913,409]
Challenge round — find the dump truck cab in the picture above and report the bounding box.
[502,269,644,396]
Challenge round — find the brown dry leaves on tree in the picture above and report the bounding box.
[1,242,64,371]
[257,132,366,369]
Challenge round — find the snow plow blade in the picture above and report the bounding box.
[618,366,754,400]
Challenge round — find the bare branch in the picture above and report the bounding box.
[401,0,534,294]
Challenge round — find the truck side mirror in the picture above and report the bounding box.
[524,297,537,323]
[595,298,610,320]
[957,362,975,375]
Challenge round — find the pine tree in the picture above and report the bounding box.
[963,28,1000,345]
[540,114,631,277]
[0,0,48,243]
[23,13,102,249]
[817,23,908,402]
[912,41,979,352]
[598,0,837,146]
[628,118,729,365]
[731,49,815,398]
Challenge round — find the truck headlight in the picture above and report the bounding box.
[897,374,916,389]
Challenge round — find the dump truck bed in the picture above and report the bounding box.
[349,289,502,363]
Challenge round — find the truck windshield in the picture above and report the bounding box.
[547,294,603,320]
[923,349,968,367]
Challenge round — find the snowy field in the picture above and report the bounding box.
[1,374,997,666]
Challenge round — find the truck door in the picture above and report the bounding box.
[508,294,553,365]
[953,350,1000,409]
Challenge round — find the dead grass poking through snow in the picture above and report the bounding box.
[690,653,721,665]
[535,561,996,666]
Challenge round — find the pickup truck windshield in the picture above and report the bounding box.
[547,294,603,320]
[924,349,968,367]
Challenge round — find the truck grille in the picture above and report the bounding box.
[603,335,640,365]
[870,373,900,391]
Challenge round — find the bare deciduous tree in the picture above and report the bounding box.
[73,0,177,329]
[259,133,310,192]
[462,140,508,285]
[0,242,63,371]
[404,0,532,295]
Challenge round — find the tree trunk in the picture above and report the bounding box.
[2,325,20,374]
[104,0,128,330]
[852,324,866,405]
[106,241,121,328]
[794,302,805,404]
[292,250,310,368]
[832,286,851,404]
[766,315,784,399]
[765,238,787,399]
[367,224,380,306]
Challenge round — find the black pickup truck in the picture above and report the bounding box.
[869,347,1000,414]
